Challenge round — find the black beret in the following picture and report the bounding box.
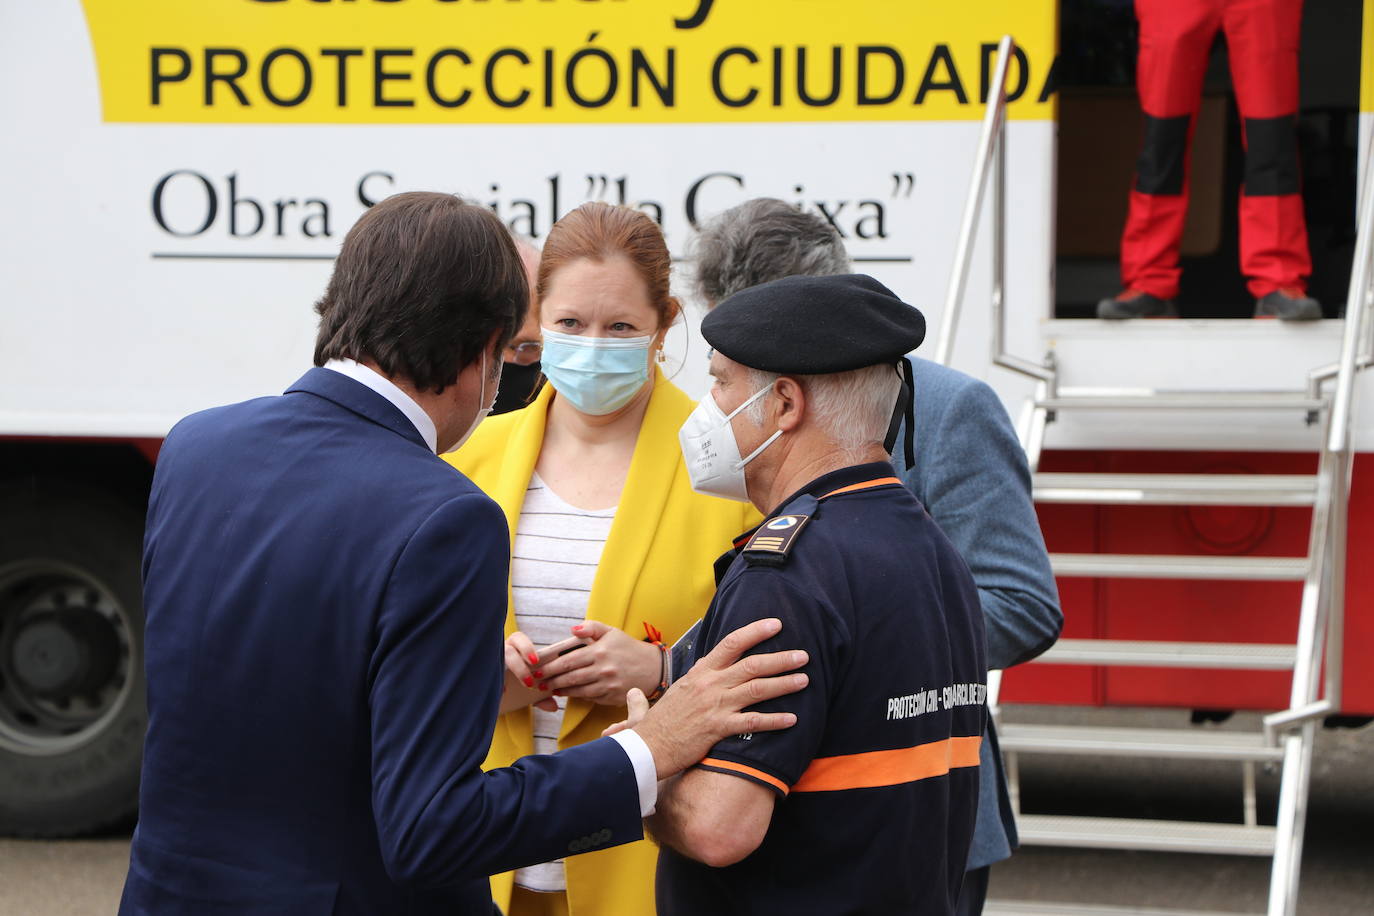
[702,274,926,374]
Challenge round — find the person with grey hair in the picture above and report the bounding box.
[690,198,1063,915]
[644,274,986,915]
[692,198,852,307]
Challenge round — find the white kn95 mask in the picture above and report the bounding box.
[678,384,782,503]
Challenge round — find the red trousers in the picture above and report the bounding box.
[1122,0,1311,300]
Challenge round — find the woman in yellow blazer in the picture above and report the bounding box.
[446,202,758,916]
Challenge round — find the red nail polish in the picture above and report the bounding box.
[572,624,584,632]
[538,682,548,691]
[552,689,562,697]
[527,652,539,665]
[522,676,533,688]
[533,670,544,678]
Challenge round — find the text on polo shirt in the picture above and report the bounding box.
[885,682,987,720]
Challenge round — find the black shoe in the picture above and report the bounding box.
[1096,289,1179,319]
[1254,289,1321,321]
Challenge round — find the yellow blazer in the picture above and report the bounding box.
[445,368,759,916]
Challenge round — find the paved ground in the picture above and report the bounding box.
[0,834,129,916]
[1,706,1369,915]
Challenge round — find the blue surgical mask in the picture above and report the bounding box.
[540,328,653,416]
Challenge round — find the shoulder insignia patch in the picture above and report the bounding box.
[742,513,812,567]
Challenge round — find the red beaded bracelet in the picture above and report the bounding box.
[643,622,669,702]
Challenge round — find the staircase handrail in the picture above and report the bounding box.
[1309,131,1374,453]
[934,35,1053,385]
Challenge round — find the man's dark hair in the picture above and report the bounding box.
[313,192,528,392]
[691,198,851,306]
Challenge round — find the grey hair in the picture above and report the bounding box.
[692,198,851,306]
[745,364,901,452]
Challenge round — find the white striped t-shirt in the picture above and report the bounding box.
[510,473,616,893]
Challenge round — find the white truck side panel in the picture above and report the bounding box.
[0,3,1056,439]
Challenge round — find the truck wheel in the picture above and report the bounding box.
[0,481,145,837]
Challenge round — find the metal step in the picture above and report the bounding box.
[1037,639,1297,670]
[1037,392,1327,412]
[1016,814,1277,856]
[1050,553,1309,580]
[986,902,1261,916]
[998,723,1285,762]
[1033,473,1319,506]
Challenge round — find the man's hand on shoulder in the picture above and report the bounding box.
[627,617,808,780]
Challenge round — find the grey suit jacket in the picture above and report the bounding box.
[896,358,1062,871]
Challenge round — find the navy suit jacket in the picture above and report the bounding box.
[897,358,1062,872]
[120,368,642,915]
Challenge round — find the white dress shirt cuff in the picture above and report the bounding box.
[608,729,658,816]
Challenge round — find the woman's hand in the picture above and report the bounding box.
[539,620,665,706]
[501,630,560,713]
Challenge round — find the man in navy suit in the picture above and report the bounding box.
[120,192,809,915]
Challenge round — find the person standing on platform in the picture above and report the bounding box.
[1097,0,1320,320]
[689,198,1061,915]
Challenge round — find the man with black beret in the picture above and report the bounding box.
[646,274,988,915]
[691,200,1061,915]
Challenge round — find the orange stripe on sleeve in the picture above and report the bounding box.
[820,477,903,499]
[791,736,982,793]
[699,758,791,795]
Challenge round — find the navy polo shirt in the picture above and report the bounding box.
[656,462,987,916]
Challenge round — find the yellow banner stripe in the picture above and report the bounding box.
[79,0,1057,124]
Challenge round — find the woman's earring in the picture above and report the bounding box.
[657,348,667,363]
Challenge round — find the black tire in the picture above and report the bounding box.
[0,479,145,837]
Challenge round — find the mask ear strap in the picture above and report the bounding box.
[883,358,915,468]
[724,380,776,421]
[727,378,784,470]
[734,428,783,470]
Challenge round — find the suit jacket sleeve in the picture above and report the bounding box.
[908,380,1062,669]
[368,492,643,888]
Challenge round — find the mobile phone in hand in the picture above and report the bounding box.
[538,635,590,664]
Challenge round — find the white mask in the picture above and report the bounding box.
[678,384,782,503]
[452,349,499,451]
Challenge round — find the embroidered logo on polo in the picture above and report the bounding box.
[737,477,898,568]
[743,514,811,566]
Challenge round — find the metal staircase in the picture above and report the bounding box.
[940,38,1374,916]
[994,393,1345,916]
